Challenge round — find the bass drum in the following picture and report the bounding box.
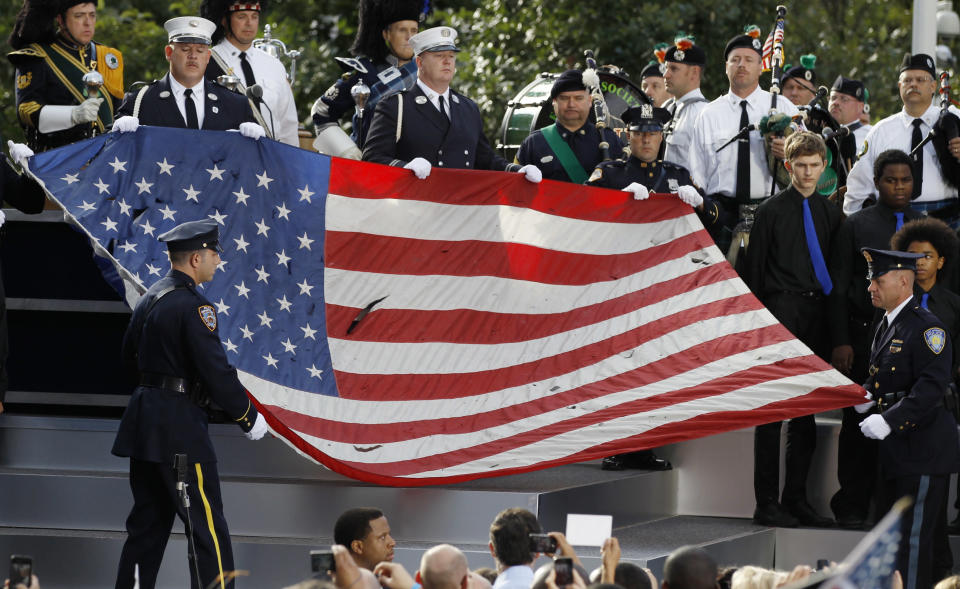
[496,69,650,161]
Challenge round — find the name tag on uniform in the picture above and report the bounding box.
[890,338,903,353]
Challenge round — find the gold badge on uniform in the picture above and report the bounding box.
[198,305,217,331]
[17,72,31,90]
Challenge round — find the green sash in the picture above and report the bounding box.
[541,124,589,184]
[37,42,114,130]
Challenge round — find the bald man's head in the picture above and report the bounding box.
[421,544,469,589]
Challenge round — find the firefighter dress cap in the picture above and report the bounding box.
[164,16,217,45]
[159,219,223,252]
[861,248,924,279]
[409,26,460,56]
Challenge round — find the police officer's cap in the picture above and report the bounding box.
[550,70,587,99]
[409,26,460,56]
[164,16,217,45]
[861,247,924,279]
[665,41,706,67]
[899,53,936,79]
[159,219,222,252]
[831,75,866,101]
[724,32,763,61]
[622,104,672,133]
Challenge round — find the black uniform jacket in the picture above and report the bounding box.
[586,156,721,235]
[116,74,255,131]
[112,270,257,464]
[517,122,626,183]
[362,84,515,171]
[866,300,960,477]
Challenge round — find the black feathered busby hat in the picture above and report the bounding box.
[350,0,428,62]
[200,0,270,45]
[9,0,91,49]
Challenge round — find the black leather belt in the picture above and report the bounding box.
[140,372,190,394]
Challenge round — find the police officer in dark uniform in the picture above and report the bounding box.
[0,138,46,415]
[858,247,960,589]
[311,0,424,157]
[587,104,720,233]
[828,149,923,529]
[362,26,541,182]
[113,219,268,589]
[7,0,124,151]
[585,104,714,472]
[113,17,260,136]
[516,69,625,183]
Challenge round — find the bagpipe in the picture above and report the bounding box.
[912,71,960,189]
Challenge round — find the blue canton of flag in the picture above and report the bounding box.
[28,128,337,397]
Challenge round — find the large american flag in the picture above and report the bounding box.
[25,127,864,486]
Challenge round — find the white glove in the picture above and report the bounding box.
[623,182,650,200]
[859,414,891,440]
[7,140,33,168]
[404,157,432,179]
[854,400,874,414]
[518,164,542,183]
[112,115,140,133]
[71,97,103,125]
[0,210,6,230]
[239,122,266,140]
[245,413,268,440]
[676,185,703,208]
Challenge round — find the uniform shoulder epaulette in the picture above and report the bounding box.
[7,44,46,60]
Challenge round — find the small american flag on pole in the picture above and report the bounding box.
[26,127,864,486]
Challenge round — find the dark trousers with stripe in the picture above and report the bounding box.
[877,473,951,589]
[115,458,235,589]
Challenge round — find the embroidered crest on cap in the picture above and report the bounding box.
[189,19,200,27]
[641,103,653,118]
[675,49,685,61]
[752,39,761,50]
[199,305,218,331]
[804,70,812,81]
[925,327,946,354]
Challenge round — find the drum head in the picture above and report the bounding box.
[497,69,649,160]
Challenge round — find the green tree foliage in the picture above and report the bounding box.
[0,0,943,148]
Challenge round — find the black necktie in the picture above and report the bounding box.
[872,317,889,353]
[911,118,923,199]
[736,100,751,203]
[239,51,257,88]
[183,88,199,129]
[438,94,448,120]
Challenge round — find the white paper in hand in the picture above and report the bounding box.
[565,513,613,546]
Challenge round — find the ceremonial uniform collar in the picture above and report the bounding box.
[557,121,592,139]
[215,38,256,58]
[169,269,197,288]
[168,73,204,101]
[677,87,705,104]
[884,293,914,326]
[898,103,939,129]
[629,156,659,168]
[415,79,450,106]
[723,85,765,110]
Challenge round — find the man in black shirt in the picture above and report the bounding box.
[745,131,843,527]
[827,149,922,528]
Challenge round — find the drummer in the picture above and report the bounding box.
[515,69,625,184]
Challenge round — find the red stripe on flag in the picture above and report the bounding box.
[325,228,713,283]
[327,263,738,345]
[327,158,691,224]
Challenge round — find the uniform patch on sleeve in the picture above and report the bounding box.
[17,72,31,90]
[198,305,217,331]
[924,327,946,354]
[588,167,603,182]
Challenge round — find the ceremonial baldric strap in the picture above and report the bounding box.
[34,42,114,130]
[541,124,589,184]
[209,48,274,138]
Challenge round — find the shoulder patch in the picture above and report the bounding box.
[198,305,217,332]
[924,327,946,354]
[858,139,868,159]
[588,167,603,182]
[17,72,31,90]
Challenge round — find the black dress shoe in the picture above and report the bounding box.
[602,451,672,471]
[784,501,834,527]
[834,513,867,530]
[753,503,799,527]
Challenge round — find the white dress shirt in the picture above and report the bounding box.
[663,87,708,172]
[846,121,872,154]
[688,85,800,199]
[212,39,300,146]
[416,79,452,124]
[492,566,534,589]
[843,103,960,215]
[168,74,205,129]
